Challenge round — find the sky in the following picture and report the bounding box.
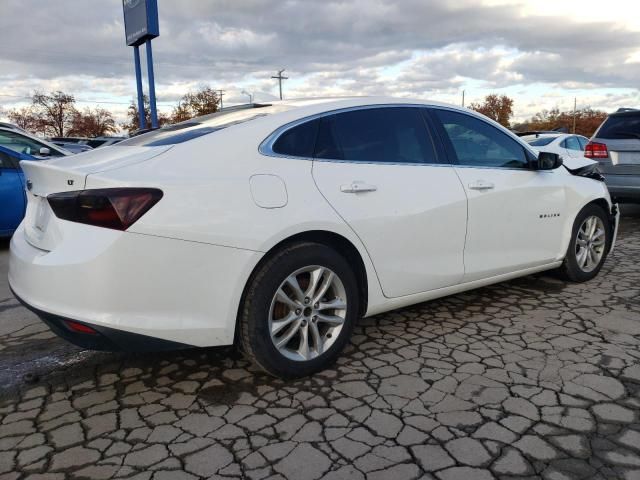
[1,0,639,129]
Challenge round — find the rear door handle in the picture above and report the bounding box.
[468,180,495,191]
[341,181,378,194]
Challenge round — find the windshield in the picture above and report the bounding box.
[523,136,556,146]
[117,104,272,147]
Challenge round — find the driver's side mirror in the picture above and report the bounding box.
[535,151,563,170]
[39,147,51,156]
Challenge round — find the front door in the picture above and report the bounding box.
[311,106,468,298]
[0,150,26,235]
[430,108,567,282]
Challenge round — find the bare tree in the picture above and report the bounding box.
[32,91,78,137]
[7,106,44,133]
[69,108,118,137]
[122,95,169,134]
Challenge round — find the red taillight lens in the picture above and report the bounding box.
[584,142,609,159]
[65,320,98,335]
[48,188,163,231]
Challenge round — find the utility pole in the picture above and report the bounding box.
[462,90,465,108]
[217,90,225,109]
[271,69,289,100]
[572,97,577,134]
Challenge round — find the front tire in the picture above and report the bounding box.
[558,203,611,282]
[239,242,359,378]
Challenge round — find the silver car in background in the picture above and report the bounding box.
[586,108,640,203]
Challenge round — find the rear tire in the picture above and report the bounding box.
[239,242,359,378]
[557,203,611,282]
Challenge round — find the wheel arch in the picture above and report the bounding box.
[234,230,371,344]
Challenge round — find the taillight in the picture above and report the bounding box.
[48,188,163,231]
[585,142,609,159]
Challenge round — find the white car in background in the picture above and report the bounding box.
[0,126,71,159]
[9,98,618,378]
[521,133,593,169]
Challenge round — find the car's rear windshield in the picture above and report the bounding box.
[596,113,640,140]
[116,104,272,147]
[524,136,556,146]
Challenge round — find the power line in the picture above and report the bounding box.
[0,93,174,106]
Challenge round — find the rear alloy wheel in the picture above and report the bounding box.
[269,266,347,361]
[558,204,611,282]
[240,243,358,378]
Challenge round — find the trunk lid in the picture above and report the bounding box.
[19,145,171,251]
[593,137,640,175]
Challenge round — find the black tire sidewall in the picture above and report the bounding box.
[242,243,359,378]
[563,204,611,282]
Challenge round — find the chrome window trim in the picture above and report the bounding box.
[258,103,450,166]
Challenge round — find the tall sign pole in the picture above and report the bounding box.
[133,46,146,129]
[122,0,160,131]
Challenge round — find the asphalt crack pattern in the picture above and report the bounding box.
[0,216,639,479]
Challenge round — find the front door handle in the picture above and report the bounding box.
[469,180,495,191]
[340,181,378,194]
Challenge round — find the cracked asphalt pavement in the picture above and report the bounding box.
[1,206,640,480]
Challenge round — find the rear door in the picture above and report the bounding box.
[311,106,468,298]
[0,150,26,234]
[429,108,567,282]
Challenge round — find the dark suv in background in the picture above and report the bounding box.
[586,108,640,203]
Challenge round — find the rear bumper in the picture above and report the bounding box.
[12,288,190,351]
[8,223,262,349]
[605,175,640,203]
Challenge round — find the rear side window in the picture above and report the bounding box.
[314,107,436,164]
[563,136,582,151]
[433,109,528,169]
[578,137,588,149]
[597,114,640,140]
[272,120,319,158]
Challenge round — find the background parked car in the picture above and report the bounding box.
[50,141,93,154]
[586,108,640,203]
[0,127,71,159]
[0,146,35,237]
[521,132,589,158]
[50,136,126,150]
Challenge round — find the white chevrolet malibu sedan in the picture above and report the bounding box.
[9,97,618,377]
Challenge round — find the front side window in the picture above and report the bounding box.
[0,151,18,170]
[433,109,528,169]
[314,107,436,164]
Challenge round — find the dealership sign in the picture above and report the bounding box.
[122,0,159,47]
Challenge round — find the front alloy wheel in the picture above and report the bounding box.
[239,242,359,378]
[559,203,610,282]
[574,215,606,273]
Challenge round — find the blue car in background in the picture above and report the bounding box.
[0,146,37,237]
